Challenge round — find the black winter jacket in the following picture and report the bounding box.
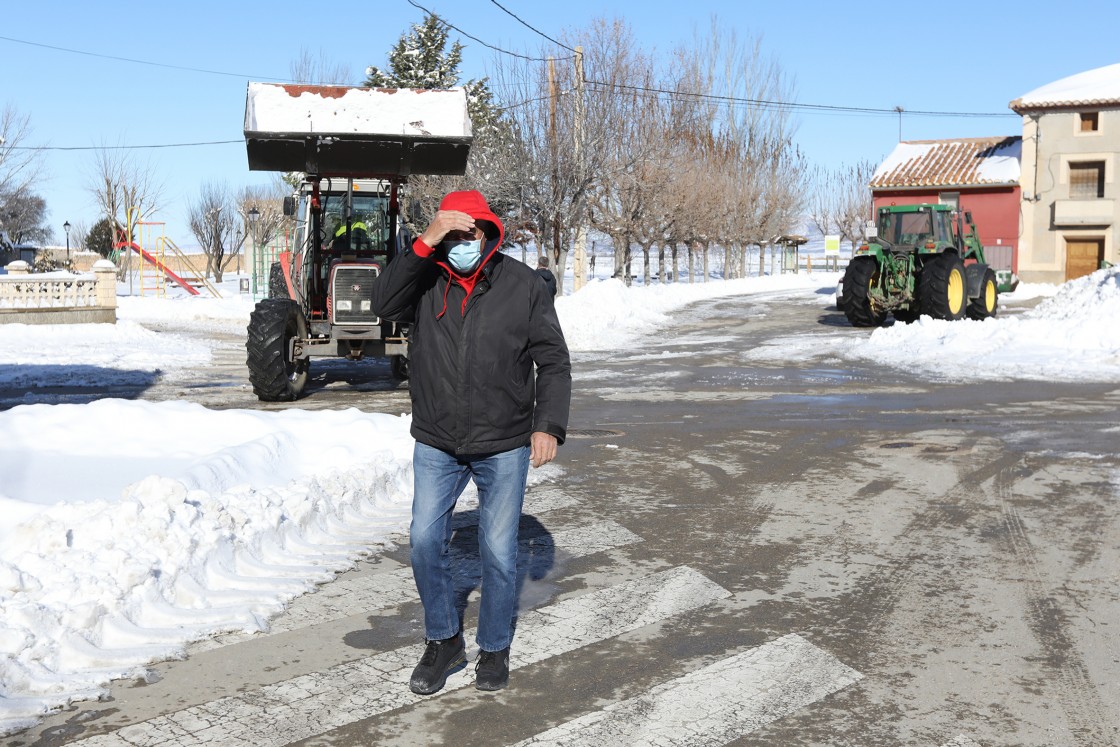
[370,244,571,455]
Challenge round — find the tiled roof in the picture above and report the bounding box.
[1010,63,1120,112]
[870,137,1021,189]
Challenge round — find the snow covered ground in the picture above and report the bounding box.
[0,264,1118,735]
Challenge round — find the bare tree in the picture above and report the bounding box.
[234,181,289,275]
[490,20,630,293]
[687,23,804,279]
[0,190,51,246]
[809,159,875,254]
[289,48,354,85]
[0,105,44,249]
[0,104,39,198]
[835,159,876,252]
[84,144,164,253]
[188,182,237,283]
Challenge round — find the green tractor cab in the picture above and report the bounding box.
[840,204,1000,327]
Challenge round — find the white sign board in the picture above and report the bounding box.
[824,235,841,256]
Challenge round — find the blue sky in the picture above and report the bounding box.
[2,0,1117,249]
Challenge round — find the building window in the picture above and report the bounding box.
[1079,112,1100,132]
[939,192,959,210]
[1069,161,1105,199]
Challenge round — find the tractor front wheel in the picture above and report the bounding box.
[841,257,888,327]
[967,268,999,320]
[918,254,967,320]
[247,299,310,401]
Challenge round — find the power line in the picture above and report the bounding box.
[585,79,1019,119]
[487,0,577,53]
[404,0,570,62]
[11,140,242,152]
[0,34,286,81]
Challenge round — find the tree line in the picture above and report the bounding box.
[0,13,873,282]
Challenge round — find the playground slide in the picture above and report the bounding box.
[115,241,200,296]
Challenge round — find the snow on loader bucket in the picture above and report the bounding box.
[243,83,472,401]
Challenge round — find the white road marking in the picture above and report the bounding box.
[191,518,639,652]
[512,633,862,746]
[69,566,729,747]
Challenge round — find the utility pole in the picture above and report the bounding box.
[572,46,587,292]
[547,57,561,281]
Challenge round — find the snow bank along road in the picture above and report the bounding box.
[13,288,1120,746]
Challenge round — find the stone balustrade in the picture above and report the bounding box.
[0,260,118,324]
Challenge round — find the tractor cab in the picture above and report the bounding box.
[876,205,955,252]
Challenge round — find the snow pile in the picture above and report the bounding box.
[0,321,211,388]
[116,292,255,325]
[0,402,417,734]
[847,267,1120,381]
[556,273,828,352]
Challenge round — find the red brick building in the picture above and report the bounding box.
[870,137,1021,274]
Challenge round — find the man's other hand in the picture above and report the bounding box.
[530,432,558,468]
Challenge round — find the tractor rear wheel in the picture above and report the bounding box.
[247,299,310,401]
[918,253,967,320]
[390,354,410,380]
[841,257,888,327]
[967,268,999,320]
[268,262,289,300]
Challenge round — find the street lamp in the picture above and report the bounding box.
[247,206,260,278]
[63,220,71,264]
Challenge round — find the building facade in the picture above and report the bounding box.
[1011,64,1120,283]
[870,137,1022,275]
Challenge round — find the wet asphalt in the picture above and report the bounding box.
[9,282,1120,746]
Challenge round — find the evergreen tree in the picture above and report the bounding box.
[364,12,497,128]
[365,13,463,90]
[86,217,118,258]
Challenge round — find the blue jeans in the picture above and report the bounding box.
[410,441,529,652]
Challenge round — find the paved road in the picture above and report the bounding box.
[12,287,1120,746]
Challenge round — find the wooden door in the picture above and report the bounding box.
[1065,239,1104,281]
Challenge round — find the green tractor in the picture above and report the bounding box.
[840,204,1000,327]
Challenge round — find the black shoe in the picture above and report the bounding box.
[474,647,510,691]
[409,633,466,695]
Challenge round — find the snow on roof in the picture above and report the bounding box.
[1010,63,1120,112]
[871,137,1021,189]
[244,83,471,138]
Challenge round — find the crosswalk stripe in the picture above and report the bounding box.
[512,633,862,746]
[191,518,640,652]
[69,566,729,747]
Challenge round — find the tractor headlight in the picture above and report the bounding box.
[337,300,353,311]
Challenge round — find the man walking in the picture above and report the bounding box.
[535,254,557,297]
[370,190,571,694]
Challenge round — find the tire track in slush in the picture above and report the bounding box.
[818,451,1023,646]
[993,465,1115,746]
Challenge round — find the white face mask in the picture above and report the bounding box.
[442,237,483,274]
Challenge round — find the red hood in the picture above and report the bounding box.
[425,190,505,318]
[438,190,505,269]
